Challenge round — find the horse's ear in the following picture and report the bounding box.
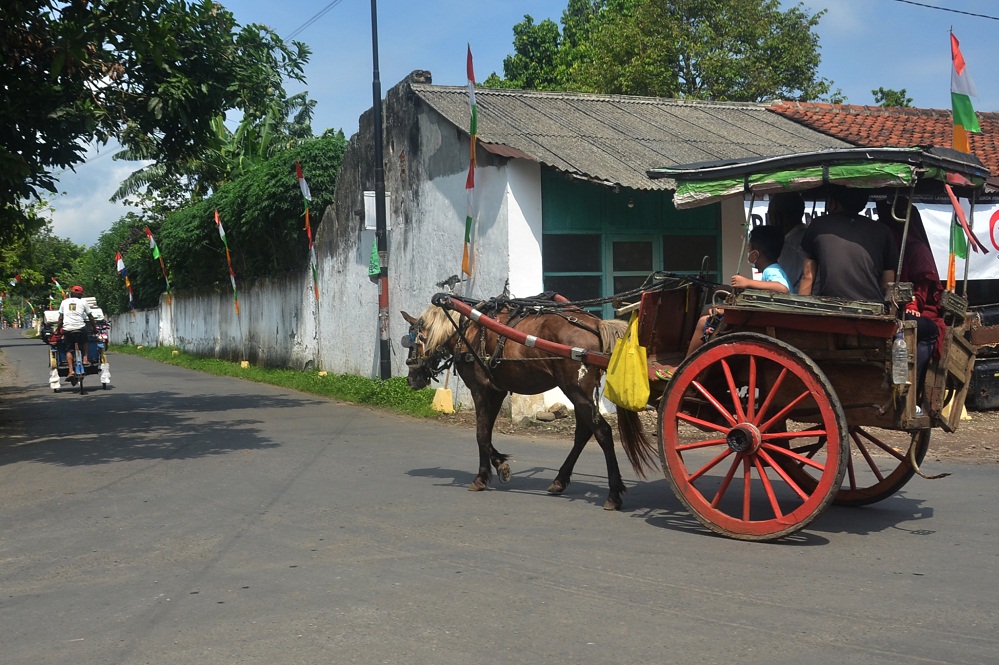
[401,310,418,325]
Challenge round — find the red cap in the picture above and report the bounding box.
[71,285,84,294]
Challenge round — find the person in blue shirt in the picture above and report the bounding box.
[687,224,790,355]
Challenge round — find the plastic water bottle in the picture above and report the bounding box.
[891,332,909,385]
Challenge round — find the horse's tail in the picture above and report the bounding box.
[616,409,659,479]
[598,318,658,478]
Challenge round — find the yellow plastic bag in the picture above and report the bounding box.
[604,313,650,412]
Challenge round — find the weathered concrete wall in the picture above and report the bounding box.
[107,72,541,407]
[110,272,319,371]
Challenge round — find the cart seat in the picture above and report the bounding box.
[722,289,897,339]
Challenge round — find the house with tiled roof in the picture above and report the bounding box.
[768,101,999,189]
[314,73,851,381]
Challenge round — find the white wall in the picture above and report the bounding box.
[108,158,539,409]
[506,160,544,298]
[110,272,318,370]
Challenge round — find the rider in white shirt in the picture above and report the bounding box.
[57,285,96,382]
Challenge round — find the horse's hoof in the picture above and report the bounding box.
[497,462,511,484]
[468,479,487,491]
[547,480,566,495]
[603,499,622,511]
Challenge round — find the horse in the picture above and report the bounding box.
[402,294,658,510]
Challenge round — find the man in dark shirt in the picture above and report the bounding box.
[798,186,899,301]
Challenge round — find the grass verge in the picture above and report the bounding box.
[112,345,438,418]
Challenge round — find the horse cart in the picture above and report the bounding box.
[405,146,998,541]
[40,299,112,393]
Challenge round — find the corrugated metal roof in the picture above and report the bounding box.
[412,84,851,191]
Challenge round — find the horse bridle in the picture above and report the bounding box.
[406,308,496,382]
[404,315,458,383]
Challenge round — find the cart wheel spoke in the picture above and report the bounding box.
[688,448,734,483]
[777,426,931,507]
[690,379,738,428]
[850,429,886,482]
[833,427,930,506]
[720,358,746,422]
[659,333,847,541]
[752,456,783,519]
[757,448,809,500]
[710,453,742,509]
[746,356,758,421]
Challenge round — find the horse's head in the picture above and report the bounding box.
[401,306,456,390]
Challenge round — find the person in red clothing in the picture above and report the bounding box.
[875,199,945,398]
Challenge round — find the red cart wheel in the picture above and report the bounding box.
[777,427,930,507]
[659,333,847,541]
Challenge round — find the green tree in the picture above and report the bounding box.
[111,87,319,205]
[0,1,310,246]
[82,132,347,314]
[0,210,86,324]
[872,87,913,108]
[483,16,566,90]
[76,214,159,314]
[485,0,833,103]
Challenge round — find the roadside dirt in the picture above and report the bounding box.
[437,403,999,465]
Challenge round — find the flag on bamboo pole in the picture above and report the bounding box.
[116,252,134,310]
[945,183,987,255]
[214,210,240,315]
[144,226,172,303]
[368,236,381,277]
[8,273,20,287]
[951,32,981,154]
[296,161,320,301]
[52,277,65,299]
[946,32,981,288]
[462,44,477,277]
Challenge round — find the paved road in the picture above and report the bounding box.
[1,330,997,665]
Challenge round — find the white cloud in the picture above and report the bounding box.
[49,143,143,248]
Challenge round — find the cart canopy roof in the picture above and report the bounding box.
[648,146,990,209]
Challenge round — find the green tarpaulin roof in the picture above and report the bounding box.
[648,147,989,209]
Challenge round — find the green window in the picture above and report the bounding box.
[541,170,720,318]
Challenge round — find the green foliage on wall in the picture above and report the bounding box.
[82,133,347,315]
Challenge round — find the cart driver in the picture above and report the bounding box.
[57,285,97,383]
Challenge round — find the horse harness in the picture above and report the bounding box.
[446,300,600,379]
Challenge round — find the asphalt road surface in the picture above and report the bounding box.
[1,330,997,665]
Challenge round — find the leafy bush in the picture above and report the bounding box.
[80,133,347,314]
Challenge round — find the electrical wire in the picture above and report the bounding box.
[890,0,999,21]
[285,0,347,41]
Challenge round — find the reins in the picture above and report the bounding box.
[410,272,718,381]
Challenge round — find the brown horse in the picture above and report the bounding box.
[402,295,657,510]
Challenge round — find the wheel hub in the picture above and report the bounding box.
[726,423,762,453]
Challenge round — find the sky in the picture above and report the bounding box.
[47,0,999,247]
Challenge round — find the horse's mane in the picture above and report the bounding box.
[418,304,458,352]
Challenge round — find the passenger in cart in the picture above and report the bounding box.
[686,225,791,355]
[876,198,945,399]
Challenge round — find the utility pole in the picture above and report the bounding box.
[370,0,391,379]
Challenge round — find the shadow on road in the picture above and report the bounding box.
[0,387,294,468]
